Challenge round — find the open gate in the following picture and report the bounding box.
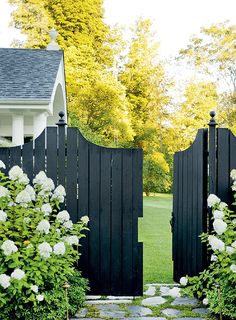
[173,112,236,281]
[0,114,143,296]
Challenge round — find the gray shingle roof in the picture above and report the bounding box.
[0,48,63,101]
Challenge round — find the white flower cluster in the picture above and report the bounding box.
[179,276,188,286]
[56,210,70,223]
[15,189,32,205]
[36,219,51,234]
[0,268,26,289]
[81,215,89,225]
[213,219,227,235]
[0,185,9,198]
[33,171,55,196]
[64,235,79,245]
[0,210,7,222]
[38,242,52,259]
[51,185,66,203]
[9,165,29,184]
[31,284,38,293]
[207,194,220,208]
[53,242,66,255]
[208,235,225,252]
[41,203,52,216]
[230,264,236,273]
[0,160,6,169]
[1,240,18,256]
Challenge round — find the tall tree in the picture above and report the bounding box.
[120,19,171,193]
[8,0,134,145]
[179,21,236,133]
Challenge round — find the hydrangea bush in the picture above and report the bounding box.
[179,169,236,319]
[0,161,89,319]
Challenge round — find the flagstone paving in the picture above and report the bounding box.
[71,284,216,320]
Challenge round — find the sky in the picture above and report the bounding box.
[1,0,236,57]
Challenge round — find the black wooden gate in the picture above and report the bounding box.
[173,111,236,281]
[0,115,143,296]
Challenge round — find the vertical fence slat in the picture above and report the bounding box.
[46,127,57,185]
[0,148,10,174]
[58,126,66,211]
[66,128,78,223]
[132,149,143,295]
[88,143,100,294]
[187,148,193,275]
[34,130,46,174]
[172,153,178,280]
[217,129,230,203]
[78,133,89,279]
[111,150,122,295]
[22,142,33,182]
[10,146,21,167]
[122,149,133,295]
[100,148,111,294]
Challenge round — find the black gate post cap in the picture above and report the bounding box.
[56,111,67,126]
[208,110,217,126]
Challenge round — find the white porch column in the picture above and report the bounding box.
[33,112,48,139]
[12,114,24,145]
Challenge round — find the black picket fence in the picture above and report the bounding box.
[172,112,236,281]
[0,114,143,296]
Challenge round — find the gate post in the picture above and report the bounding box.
[56,111,67,205]
[208,111,217,195]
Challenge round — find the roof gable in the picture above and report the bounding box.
[0,48,63,101]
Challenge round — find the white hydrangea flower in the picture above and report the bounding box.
[9,166,24,181]
[213,219,227,235]
[210,254,218,262]
[168,287,181,298]
[36,220,50,234]
[230,264,236,273]
[1,240,18,256]
[179,276,188,286]
[15,190,32,204]
[208,235,225,252]
[81,215,89,224]
[26,243,33,249]
[0,160,6,169]
[219,202,228,210]
[231,240,236,248]
[0,210,7,222]
[41,203,52,216]
[226,246,235,255]
[53,185,66,197]
[232,183,236,191]
[63,220,73,229]
[53,242,66,255]
[203,298,208,305]
[11,268,25,280]
[36,294,44,301]
[25,185,35,201]
[18,173,29,184]
[64,235,79,246]
[232,219,236,225]
[56,210,70,223]
[213,210,224,220]
[0,274,10,289]
[207,194,221,207]
[23,217,31,224]
[230,169,236,180]
[33,171,47,185]
[38,242,52,259]
[56,228,61,233]
[0,186,10,198]
[31,285,39,293]
[40,178,55,192]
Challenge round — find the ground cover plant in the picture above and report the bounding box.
[179,170,236,319]
[139,194,173,284]
[0,161,89,319]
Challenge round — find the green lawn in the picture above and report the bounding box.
[139,194,173,284]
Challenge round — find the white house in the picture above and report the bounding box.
[0,30,67,145]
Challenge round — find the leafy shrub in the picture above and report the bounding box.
[0,161,89,319]
[180,169,236,319]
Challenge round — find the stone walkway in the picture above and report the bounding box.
[70,284,215,320]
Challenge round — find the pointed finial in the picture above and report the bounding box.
[56,111,67,126]
[47,27,60,50]
[208,110,217,126]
